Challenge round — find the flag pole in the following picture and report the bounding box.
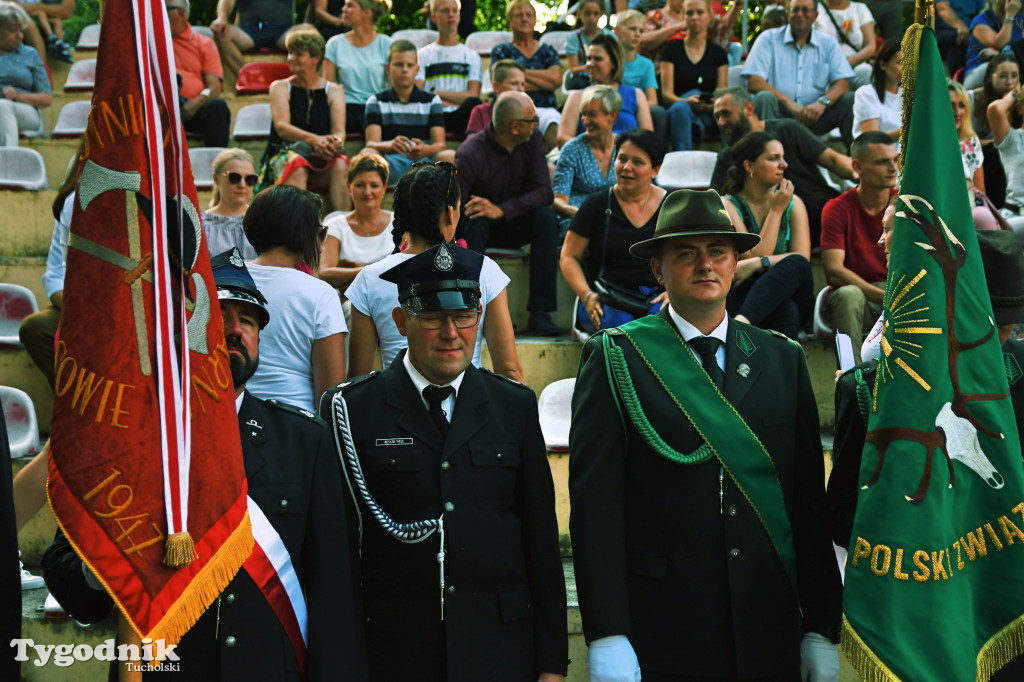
[915,0,935,28]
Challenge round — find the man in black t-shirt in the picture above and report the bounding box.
[710,86,857,245]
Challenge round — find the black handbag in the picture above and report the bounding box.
[593,187,656,319]
[564,30,592,91]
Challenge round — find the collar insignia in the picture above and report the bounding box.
[737,363,750,378]
[736,329,756,357]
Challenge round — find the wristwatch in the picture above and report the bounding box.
[761,256,771,271]
[818,96,831,107]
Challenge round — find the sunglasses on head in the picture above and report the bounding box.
[411,160,458,198]
[224,171,259,187]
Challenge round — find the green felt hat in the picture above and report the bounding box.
[629,189,761,259]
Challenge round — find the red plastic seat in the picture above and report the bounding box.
[235,61,293,95]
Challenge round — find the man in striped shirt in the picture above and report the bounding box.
[416,0,483,134]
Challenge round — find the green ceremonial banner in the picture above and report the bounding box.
[841,25,1024,681]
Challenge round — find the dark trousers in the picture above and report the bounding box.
[458,207,559,312]
[936,27,968,75]
[347,102,367,135]
[726,254,814,339]
[753,90,856,151]
[184,98,230,147]
[862,0,904,41]
[18,305,60,388]
[444,97,483,135]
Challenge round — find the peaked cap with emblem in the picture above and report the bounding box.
[210,247,270,328]
[380,243,483,312]
[629,188,761,258]
[977,230,1024,325]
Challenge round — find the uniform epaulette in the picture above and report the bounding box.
[266,399,323,423]
[765,328,804,352]
[480,367,531,391]
[336,370,380,392]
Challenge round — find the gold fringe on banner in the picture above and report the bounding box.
[841,615,902,682]
[977,611,1024,681]
[49,483,254,649]
[163,531,197,568]
[899,23,923,169]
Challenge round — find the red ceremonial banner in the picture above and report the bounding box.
[47,0,252,645]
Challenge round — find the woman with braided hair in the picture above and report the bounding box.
[346,162,524,381]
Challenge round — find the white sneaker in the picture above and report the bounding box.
[19,551,44,590]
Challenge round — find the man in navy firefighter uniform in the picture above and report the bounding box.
[320,243,568,682]
[569,190,843,681]
[42,248,366,680]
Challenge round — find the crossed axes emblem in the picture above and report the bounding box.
[70,159,213,376]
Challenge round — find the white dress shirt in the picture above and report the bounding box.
[402,351,465,423]
[667,305,729,372]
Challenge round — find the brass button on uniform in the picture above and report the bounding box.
[280,498,288,508]
[225,593,235,604]
[441,461,450,470]
[730,548,740,558]
[728,506,738,517]
[496,453,503,460]
[444,502,455,512]
[447,585,455,594]
[225,636,236,648]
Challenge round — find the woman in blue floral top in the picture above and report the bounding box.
[0,3,51,146]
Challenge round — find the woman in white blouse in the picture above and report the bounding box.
[853,40,902,139]
[813,0,876,88]
[319,151,394,295]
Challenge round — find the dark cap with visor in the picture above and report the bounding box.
[381,243,483,312]
[210,247,270,329]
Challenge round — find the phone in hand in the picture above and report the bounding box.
[836,333,856,372]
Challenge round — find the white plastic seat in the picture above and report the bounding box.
[813,286,833,339]
[0,284,38,348]
[481,67,492,97]
[189,147,227,191]
[539,31,571,56]
[466,31,512,56]
[192,25,214,39]
[392,29,439,49]
[0,148,48,190]
[232,103,272,141]
[52,100,91,138]
[727,64,745,89]
[64,59,97,92]
[0,386,40,460]
[76,23,101,50]
[654,150,718,190]
[570,297,590,344]
[537,378,575,453]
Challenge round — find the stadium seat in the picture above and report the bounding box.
[0,386,40,460]
[727,64,745,89]
[64,59,97,92]
[192,25,214,39]
[813,286,833,339]
[537,378,575,453]
[392,29,439,49]
[539,30,571,56]
[0,284,37,349]
[0,148,48,190]
[953,67,965,84]
[570,297,590,344]
[76,23,101,50]
[235,61,292,95]
[654,150,718,190]
[466,31,512,57]
[481,67,492,96]
[190,147,227,190]
[51,100,91,138]
[232,103,272,141]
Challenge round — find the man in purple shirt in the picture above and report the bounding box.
[455,91,561,336]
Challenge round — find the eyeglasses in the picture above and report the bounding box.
[516,117,541,125]
[411,160,458,199]
[405,309,481,330]
[224,171,259,186]
[788,7,815,13]
[166,4,186,12]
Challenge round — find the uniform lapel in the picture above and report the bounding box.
[239,391,268,480]
[386,356,444,452]
[723,321,761,409]
[443,365,487,459]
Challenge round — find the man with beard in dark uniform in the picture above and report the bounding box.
[42,248,366,680]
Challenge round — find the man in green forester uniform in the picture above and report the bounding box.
[569,189,844,682]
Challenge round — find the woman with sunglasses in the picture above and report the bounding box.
[243,184,347,412]
[202,148,259,260]
[346,162,523,382]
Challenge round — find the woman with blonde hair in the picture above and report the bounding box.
[202,148,258,259]
[323,0,393,133]
[319,151,394,293]
[951,80,1002,230]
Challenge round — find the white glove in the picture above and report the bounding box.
[588,635,642,682]
[800,632,840,682]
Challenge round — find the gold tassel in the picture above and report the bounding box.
[899,23,923,170]
[841,615,902,681]
[163,531,197,568]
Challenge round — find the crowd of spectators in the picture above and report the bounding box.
[13,0,1024,376]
